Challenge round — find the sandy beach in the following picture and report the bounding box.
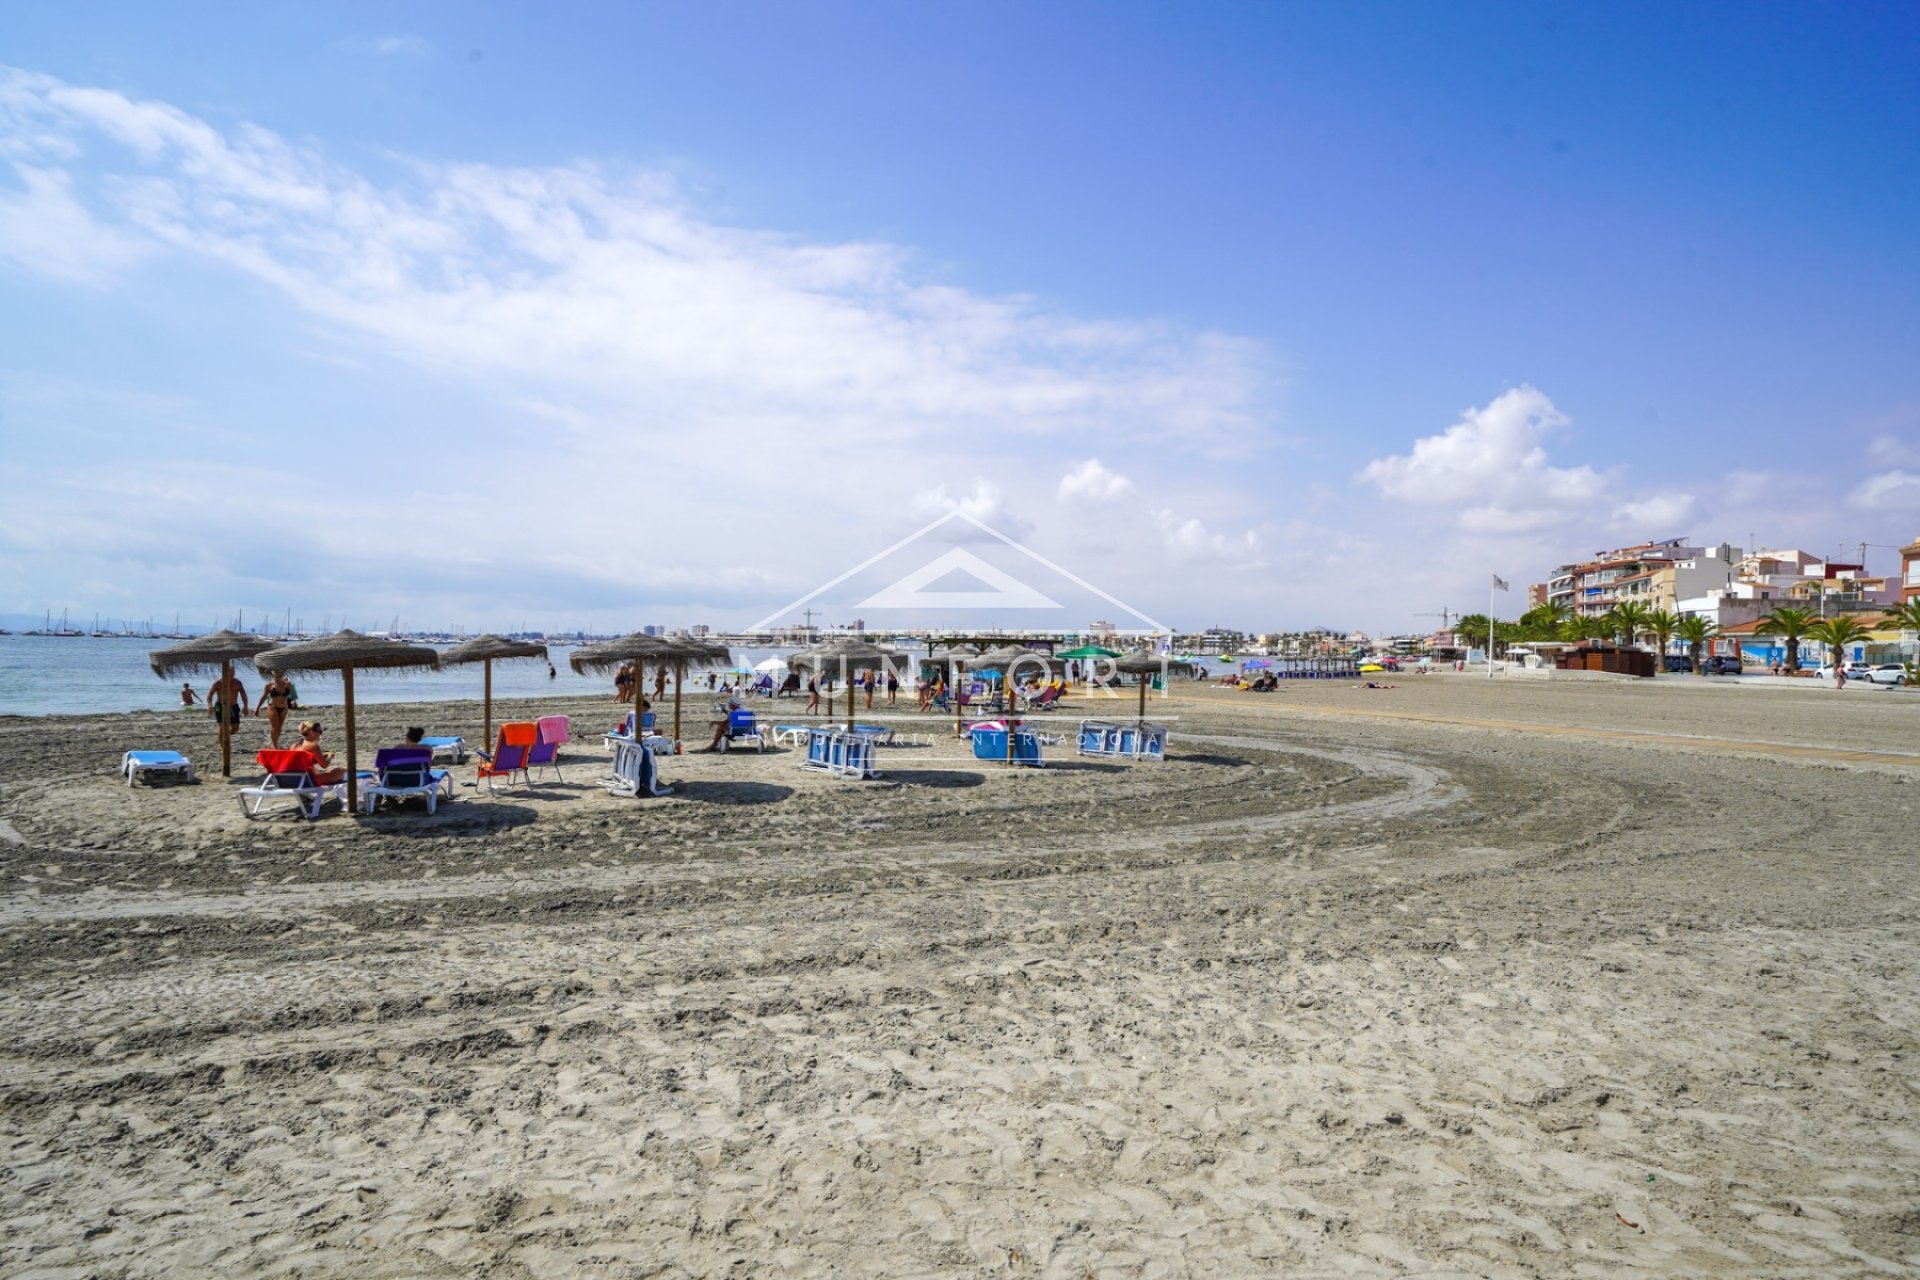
[2,674,1917,1277]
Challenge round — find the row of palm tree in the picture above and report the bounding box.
[1456,595,1920,676]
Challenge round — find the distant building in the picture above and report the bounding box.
[848,618,865,632]
[690,624,710,636]
[1546,540,1739,617]
[1903,535,1920,605]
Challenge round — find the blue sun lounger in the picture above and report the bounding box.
[121,750,195,786]
[800,727,881,779]
[419,735,467,764]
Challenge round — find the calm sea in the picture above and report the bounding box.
[0,635,798,717]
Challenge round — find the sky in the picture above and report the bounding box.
[1,1,1916,635]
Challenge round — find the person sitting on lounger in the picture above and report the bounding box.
[292,721,348,784]
[393,726,429,750]
[703,698,744,750]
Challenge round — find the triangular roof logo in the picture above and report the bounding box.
[856,547,1062,610]
[746,509,1166,632]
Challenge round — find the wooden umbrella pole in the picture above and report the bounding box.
[846,659,855,732]
[483,658,493,750]
[344,665,359,814]
[1138,670,1148,729]
[954,661,964,737]
[673,659,685,749]
[219,658,233,777]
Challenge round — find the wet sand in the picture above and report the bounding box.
[2,674,1917,1277]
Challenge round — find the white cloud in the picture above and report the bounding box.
[0,163,149,284]
[1358,385,1610,533]
[910,478,1006,524]
[0,66,1270,450]
[1612,491,1696,531]
[1057,458,1134,502]
[373,35,433,56]
[1151,508,1261,563]
[1866,434,1920,468]
[1850,469,1920,511]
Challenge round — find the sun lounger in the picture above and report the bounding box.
[419,735,467,763]
[240,749,345,820]
[475,723,537,795]
[359,746,455,814]
[851,723,896,744]
[715,707,766,752]
[608,737,670,796]
[771,724,810,748]
[121,750,195,787]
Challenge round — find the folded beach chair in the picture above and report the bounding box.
[603,709,658,750]
[529,715,571,782]
[970,722,1045,768]
[1076,720,1122,758]
[240,749,345,820]
[121,750,195,787]
[798,727,882,779]
[608,737,670,797]
[851,723,896,744]
[475,722,537,795]
[359,746,455,814]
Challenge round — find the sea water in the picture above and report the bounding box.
[0,635,798,717]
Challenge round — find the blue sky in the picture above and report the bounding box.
[2,2,1916,633]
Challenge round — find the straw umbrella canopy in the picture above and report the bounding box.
[253,631,441,813]
[790,637,891,729]
[1113,647,1194,729]
[656,632,731,747]
[441,635,549,750]
[964,645,1052,761]
[148,630,278,777]
[569,634,673,729]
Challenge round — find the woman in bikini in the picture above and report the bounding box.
[259,673,295,749]
[291,721,347,785]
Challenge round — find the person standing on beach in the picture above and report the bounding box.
[654,667,667,701]
[206,669,250,735]
[805,675,820,715]
[614,664,633,703]
[886,669,899,706]
[258,673,295,749]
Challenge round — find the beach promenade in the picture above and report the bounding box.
[1,676,1914,1277]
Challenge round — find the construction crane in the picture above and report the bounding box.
[1415,607,1461,630]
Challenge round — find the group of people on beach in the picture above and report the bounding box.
[180,671,302,749]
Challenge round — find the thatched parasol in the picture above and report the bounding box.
[790,637,891,730]
[569,632,675,742]
[964,645,1052,761]
[656,632,731,748]
[149,630,278,777]
[254,631,441,813]
[1114,647,1194,730]
[442,635,549,750]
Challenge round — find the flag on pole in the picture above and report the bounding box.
[1491,575,1510,592]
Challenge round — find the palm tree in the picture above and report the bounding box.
[1805,615,1871,673]
[1883,599,1920,633]
[1518,601,1570,640]
[1604,601,1653,647]
[1673,615,1717,675]
[1756,606,1816,672]
[1645,609,1679,674]
[1565,614,1610,643]
[1454,613,1491,650]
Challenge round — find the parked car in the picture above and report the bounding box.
[1702,656,1744,676]
[1861,663,1909,686]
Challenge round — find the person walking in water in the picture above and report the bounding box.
[179,682,198,709]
